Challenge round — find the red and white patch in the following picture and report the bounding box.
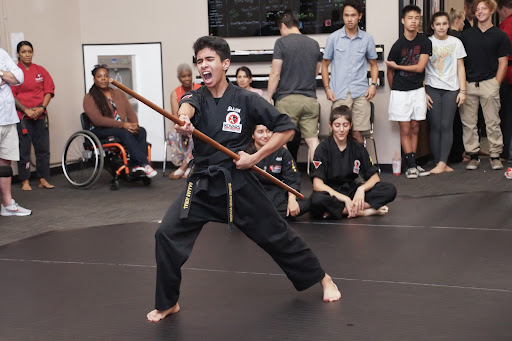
[222,112,242,133]
[182,94,193,100]
[313,161,322,169]
[353,160,361,174]
[269,165,281,173]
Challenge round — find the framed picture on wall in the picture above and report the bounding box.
[431,0,441,13]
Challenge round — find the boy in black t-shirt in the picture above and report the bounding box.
[386,5,432,179]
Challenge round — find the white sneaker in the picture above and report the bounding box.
[406,167,419,179]
[1,199,32,216]
[416,165,430,176]
[144,165,157,178]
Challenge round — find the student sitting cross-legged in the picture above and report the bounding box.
[310,105,396,219]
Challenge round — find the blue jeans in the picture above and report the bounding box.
[92,126,149,166]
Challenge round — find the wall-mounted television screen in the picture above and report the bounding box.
[208,0,366,37]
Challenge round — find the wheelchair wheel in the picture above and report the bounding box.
[62,130,104,188]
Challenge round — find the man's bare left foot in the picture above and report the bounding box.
[147,303,180,322]
[321,274,341,302]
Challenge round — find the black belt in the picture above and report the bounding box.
[180,165,235,231]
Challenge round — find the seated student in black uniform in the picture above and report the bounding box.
[147,36,341,322]
[247,124,310,220]
[310,105,397,219]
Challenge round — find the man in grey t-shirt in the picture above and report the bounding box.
[267,11,322,162]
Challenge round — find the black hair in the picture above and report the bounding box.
[428,11,451,36]
[276,10,300,29]
[16,41,33,53]
[329,105,353,137]
[402,4,422,18]
[193,36,231,61]
[343,0,365,14]
[89,66,112,118]
[236,66,253,79]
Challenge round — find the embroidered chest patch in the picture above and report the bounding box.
[35,74,43,82]
[353,160,361,174]
[269,165,281,173]
[222,111,242,134]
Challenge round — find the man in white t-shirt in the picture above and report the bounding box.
[0,48,31,216]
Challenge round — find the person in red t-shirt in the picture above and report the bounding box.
[11,41,55,191]
[497,0,512,175]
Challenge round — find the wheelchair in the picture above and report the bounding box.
[61,113,152,190]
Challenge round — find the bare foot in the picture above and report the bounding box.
[430,163,447,174]
[38,178,55,189]
[147,303,180,322]
[22,180,32,191]
[321,274,341,302]
[359,206,388,217]
[445,165,454,172]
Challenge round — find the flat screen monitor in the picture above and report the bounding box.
[208,0,366,37]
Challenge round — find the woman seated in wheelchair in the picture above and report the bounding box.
[83,64,156,178]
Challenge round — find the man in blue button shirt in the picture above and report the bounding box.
[321,0,379,144]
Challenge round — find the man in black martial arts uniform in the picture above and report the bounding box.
[147,36,341,322]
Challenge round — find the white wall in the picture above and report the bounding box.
[1,0,401,167]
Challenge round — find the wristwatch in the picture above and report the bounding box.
[371,82,378,87]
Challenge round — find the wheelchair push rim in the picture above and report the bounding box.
[61,130,104,188]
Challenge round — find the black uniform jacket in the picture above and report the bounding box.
[310,136,378,194]
[180,83,295,196]
[254,147,300,209]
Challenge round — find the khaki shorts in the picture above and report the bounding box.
[275,94,319,139]
[332,92,371,131]
[0,124,19,161]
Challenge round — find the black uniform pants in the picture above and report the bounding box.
[16,119,50,181]
[154,174,325,311]
[275,196,311,220]
[92,126,149,167]
[310,182,397,220]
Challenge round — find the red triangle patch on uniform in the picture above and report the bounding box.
[313,161,322,169]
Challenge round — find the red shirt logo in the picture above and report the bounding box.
[227,114,239,124]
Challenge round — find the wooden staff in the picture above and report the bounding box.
[110,79,304,199]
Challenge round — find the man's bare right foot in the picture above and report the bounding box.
[147,303,180,322]
[321,274,341,302]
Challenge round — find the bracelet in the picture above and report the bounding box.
[459,90,467,94]
[324,86,330,89]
